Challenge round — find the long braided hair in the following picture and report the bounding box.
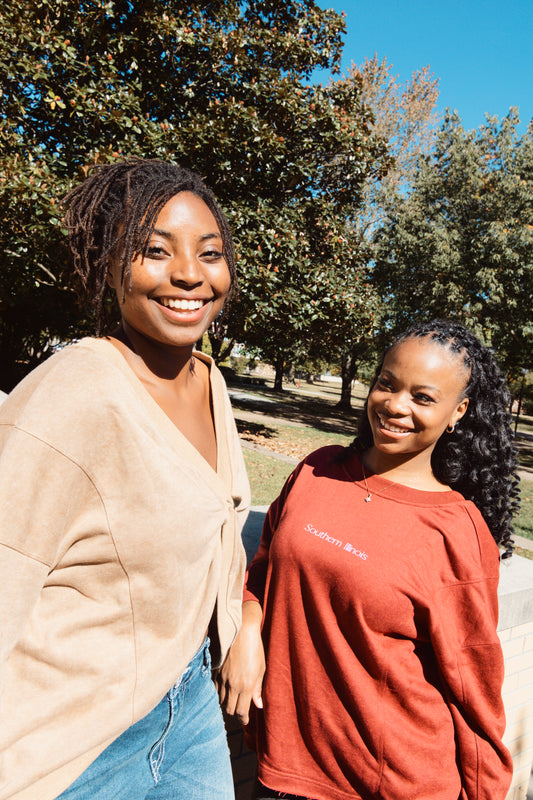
[352,319,520,557]
[62,159,236,333]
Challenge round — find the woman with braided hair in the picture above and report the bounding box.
[220,319,518,800]
[0,159,249,799]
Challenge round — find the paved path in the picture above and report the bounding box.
[239,438,300,465]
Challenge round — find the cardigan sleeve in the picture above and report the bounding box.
[428,566,513,799]
[0,424,100,688]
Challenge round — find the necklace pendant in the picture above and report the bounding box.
[364,494,372,503]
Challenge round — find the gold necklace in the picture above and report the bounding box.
[360,459,401,503]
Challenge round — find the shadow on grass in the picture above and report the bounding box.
[229,382,361,437]
[516,433,533,474]
[236,419,277,439]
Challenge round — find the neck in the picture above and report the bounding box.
[362,447,443,490]
[109,323,197,384]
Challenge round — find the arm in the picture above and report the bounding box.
[217,506,273,724]
[430,575,513,800]
[217,599,265,725]
[0,425,96,685]
[218,461,305,722]
[0,546,49,682]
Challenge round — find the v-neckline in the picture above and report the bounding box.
[80,338,231,494]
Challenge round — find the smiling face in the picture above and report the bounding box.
[107,191,231,354]
[366,336,470,471]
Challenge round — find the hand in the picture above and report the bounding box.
[217,600,265,725]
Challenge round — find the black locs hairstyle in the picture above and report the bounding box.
[62,158,236,333]
[353,319,520,557]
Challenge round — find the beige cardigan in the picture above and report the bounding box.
[0,339,249,799]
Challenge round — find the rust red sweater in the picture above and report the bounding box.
[244,446,512,800]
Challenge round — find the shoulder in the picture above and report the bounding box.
[3,338,124,404]
[302,444,347,468]
[193,351,227,393]
[285,445,348,489]
[277,444,346,480]
[0,338,138,447]
[422,496,501,583]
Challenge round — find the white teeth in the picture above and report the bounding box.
[160,298,204,310]
[378,414,410,434]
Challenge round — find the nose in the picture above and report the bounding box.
[384,391,410,416]
[169,250,203,287]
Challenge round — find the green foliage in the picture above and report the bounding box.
[374,110,533,375]
[319,57,440,407]
[0,0,386,389]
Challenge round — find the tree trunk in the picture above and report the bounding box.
[336,349,357,410]
[273,353,284,392]
[207,327,234,365]
[217,338,235,364]
[208,329,222,363]
[514,372,526,437]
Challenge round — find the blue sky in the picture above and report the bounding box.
[316,0,532,134]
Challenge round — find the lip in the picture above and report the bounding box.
[155,294,210,307]
[153,296,214,324]
[375,412,413,437]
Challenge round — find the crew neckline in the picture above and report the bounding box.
[341,450,466,507]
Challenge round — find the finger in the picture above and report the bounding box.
[216,674,227,705]
[235,693,254,726]
[222,686,239,716]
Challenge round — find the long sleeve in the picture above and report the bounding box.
[0,548,48,681]
[243,461,304,606]
[0,424,101,689]
[429,562,513,799]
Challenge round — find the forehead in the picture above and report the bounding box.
[152,191,221,233]
[383,336,469,391]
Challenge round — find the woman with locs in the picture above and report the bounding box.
[0,159,249,800]
[219,319,518,800]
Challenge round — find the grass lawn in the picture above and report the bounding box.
[516,482,533,544]
[242,448,294,505]
[237,418,353,460]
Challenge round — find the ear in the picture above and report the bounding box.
[106,267,116,289]
[450,397,469,428]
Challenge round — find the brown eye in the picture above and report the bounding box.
[146,245,166,258]
[202,248,224,260]
[377,377,392,390]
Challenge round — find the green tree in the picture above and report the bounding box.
[321,56,440,408]
[0,0,384,390]
[209,59,387,389]
[373,110,533,377]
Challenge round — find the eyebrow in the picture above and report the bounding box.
[380,370,441,394]
[151,228,222,243]
[413,385,441,393]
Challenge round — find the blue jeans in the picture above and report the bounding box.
[57,639,234,800]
